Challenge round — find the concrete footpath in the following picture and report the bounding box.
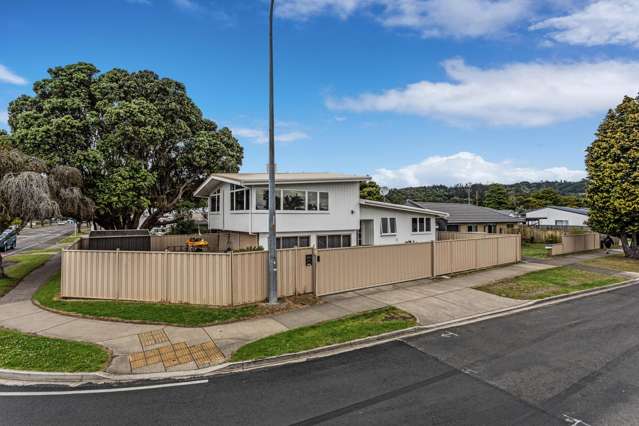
[0,252,611,376]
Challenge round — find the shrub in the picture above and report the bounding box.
[234,245,264,253]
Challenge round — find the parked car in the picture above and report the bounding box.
[0,228,17,252]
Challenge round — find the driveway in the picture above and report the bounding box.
[3,281,639,424]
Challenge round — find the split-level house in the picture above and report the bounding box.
[194,173,448,249]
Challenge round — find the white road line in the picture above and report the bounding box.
[0,379,209,396]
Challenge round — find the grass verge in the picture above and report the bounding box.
[522,242,549,259]
[231,307,416,361]
[0,252,54,297]
[583,254,639,273]
[476,266,623,300]
[34,273,291,327]
[0,327,109,372]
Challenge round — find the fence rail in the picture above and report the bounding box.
[62,233,522,305]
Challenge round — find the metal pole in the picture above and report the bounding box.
[267,0,278,304]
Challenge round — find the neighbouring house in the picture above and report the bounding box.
[406,201,523,234]
[194,173,448,249]
[525,206,589,227]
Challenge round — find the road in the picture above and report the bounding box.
[3,283,639,425]
[4,223,75,257]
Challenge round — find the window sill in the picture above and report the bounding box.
[380,233,397,237]
[252,210,330,214]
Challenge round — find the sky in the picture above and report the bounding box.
[2,0,639,188]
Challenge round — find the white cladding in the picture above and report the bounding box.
[208,182,360,234]
[525,207,589,227]
[359,204,437,245]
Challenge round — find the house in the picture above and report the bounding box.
[194,173,448,249]
[525,206,589,227]
[406,201,523,234]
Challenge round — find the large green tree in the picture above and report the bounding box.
[586,95,639,258]
[8,63,243,229]
[360,180,384,201]
[482,184,510,209]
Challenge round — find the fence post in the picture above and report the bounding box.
[163,249,169,302]
[229,251,234,306]
[312,246,318,295]
[116,248,121,300]
[431,241,436,278]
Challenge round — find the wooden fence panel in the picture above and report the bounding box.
[166,253,232,305]
[316,243,432,296]
[232,251,268,305]
[61,250,119,299]
[550,233,599,256]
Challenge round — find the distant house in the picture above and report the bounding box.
[194,173,448,249]
[406,201,523,234]
[525,206,589,227]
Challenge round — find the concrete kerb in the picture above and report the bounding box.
[3,276,639,387]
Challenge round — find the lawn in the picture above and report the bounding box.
[231,307,416,361]
[522,242,549,259]
[35,273,279,327]
[583,254,639,273]
[0,252,54,297]
[477,266,623,300]
[0,327,109,372]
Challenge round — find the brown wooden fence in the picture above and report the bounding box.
[62,247,312,306]
[63,234,521,305]
[550,233,599,256]
[315,234,521,296]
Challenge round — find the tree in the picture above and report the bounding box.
[8,63,243,229]
[360,181,384,201]
[0,147,92,277]
[586,95,639,258]
[483,184,510,209]
[529,187,561,208]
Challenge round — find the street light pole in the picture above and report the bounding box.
[267,0,278,304]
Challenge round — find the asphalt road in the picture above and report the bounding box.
[3,283,639,425]
[4,223,75,257]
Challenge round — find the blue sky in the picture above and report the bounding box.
[2,0,639,187]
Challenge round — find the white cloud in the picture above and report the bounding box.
[174,0,199,10]
[278,0,532,38]
[530,0,639,47]
[233,127,310,144]
[373,152,586,187]
[327,58,639,126]
[0,64,27,85]
[126,0,151,5]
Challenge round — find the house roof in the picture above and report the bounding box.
[406,201,524,224]
[547,206,589,216]
[359,199,449,218]
[194,173,370,197]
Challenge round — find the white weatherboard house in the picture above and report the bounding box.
[194,173,448,249]
[525,206,589,227]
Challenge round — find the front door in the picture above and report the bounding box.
[359,220,374,246]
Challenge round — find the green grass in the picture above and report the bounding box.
[34,273,273,327]
[583,254,639,273]
[522,242,550,259]
[231,307,416,361]
[58,234,80,244]
[477,266,623,300]
[0,252,54,297]
[0,327,109,372]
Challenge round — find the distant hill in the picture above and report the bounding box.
[386,180,587,209]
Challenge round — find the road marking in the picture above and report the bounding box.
[440,331,458,338]
[0,379,208,396]
[562,414,591,426]
[461,368,478,375]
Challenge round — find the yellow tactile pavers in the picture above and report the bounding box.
[138,329,170,348]
[130,329,226,371]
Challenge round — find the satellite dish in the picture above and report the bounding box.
[380,186,390,196]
